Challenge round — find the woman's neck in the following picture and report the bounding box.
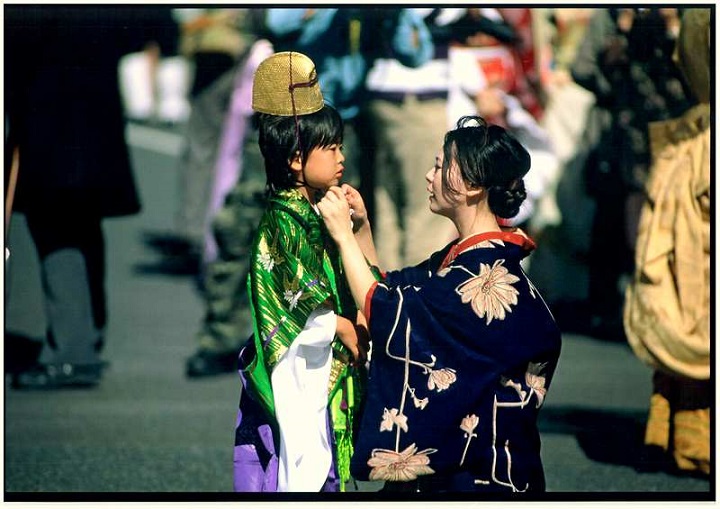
[453,205,501,241]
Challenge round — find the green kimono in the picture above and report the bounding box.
[237,188,363,490]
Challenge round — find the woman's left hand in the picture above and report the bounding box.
[318,186,354,243]
[341,184,368,231]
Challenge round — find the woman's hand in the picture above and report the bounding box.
[318,186,354,243]
[341,184,368,232]
[320,187,379,313]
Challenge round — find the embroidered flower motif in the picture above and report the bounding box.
[367,444,437,482]
[282,274,313,311]
[258,236,282,272]
[525,362,548,408]
[259,252,276,272]
[406,386,429,410]
[460,414,480,435]
[380,407,408,433]
[459,414,479,466]
[427,367,457,392]
[500,376,527,402]
[413,396,429,410]
[283,289,302,311]
[456,259,520,325]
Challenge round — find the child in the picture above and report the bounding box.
[233,51,368,492]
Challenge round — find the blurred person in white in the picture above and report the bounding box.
[623,8,710,478]
[366,8,521,270]
[447,9,560,239]
[118,41,191,124]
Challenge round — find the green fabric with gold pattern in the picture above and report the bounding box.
[242,188,363,485]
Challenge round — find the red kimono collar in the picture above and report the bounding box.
[439,230,536,270]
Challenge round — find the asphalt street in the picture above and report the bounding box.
[3,122,714,501]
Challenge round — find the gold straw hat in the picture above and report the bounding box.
[252,51,324,116]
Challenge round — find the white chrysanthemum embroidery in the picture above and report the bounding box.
[456,259,520,324]
[427,367,457,392]
[368,444,437,482]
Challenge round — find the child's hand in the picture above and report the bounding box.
[341,184,368,231]
[336,315,368,365]
[318,186,354,243]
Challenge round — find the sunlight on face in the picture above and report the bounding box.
[425,148,465,217]
[301,144,345,191]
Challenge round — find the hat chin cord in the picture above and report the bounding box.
[294,169,327,202]
[287,52,327,200]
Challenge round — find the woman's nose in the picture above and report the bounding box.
[425,168,434,182]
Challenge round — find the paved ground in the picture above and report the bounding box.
[3,123,714,501]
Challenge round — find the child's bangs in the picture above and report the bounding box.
[303,106,344,149]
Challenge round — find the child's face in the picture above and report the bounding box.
[298,143,345,191]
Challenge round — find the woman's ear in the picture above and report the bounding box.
[464,185,485,205]
[465,186,483,198]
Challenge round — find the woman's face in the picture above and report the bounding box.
[425,148,465,217]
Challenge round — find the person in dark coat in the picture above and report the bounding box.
[5,6,177,389]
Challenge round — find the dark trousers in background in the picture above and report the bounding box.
[24,210,106,366]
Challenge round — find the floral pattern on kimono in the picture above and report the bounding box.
[352,232,561,492]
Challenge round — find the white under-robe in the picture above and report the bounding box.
[272,305,336,492]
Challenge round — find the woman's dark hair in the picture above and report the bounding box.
[257,105,344,192]
[441,115,530,219]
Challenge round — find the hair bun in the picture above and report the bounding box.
[487,180,527,219]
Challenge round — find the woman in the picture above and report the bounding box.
[318,116,561,493]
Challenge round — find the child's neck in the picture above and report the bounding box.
[298,184,325,205]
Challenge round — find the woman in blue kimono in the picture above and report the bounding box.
[318,115,562,493]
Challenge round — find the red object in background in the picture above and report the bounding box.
[497,8,544,119]
[474,48,516,91]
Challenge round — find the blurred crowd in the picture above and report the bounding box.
[5,7,710,479]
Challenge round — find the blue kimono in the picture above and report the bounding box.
[351,231,561,492]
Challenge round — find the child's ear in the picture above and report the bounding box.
[289,152,303,171]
